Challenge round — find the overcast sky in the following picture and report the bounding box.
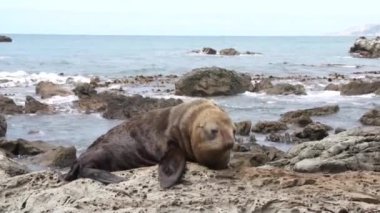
[1,0,379,35]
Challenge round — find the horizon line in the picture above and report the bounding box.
[1,32,362,37]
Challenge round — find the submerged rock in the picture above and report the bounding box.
[175,67,253,96]
[360,108,380,126]
[349,36,380,58]
[36,81,73,99]
[0,95,23,114]
[0,114,6,137]
[340,80,380,95]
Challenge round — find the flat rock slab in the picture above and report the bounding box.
[1,163,379,212]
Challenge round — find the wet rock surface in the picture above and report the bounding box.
[36,81,74,99]
[201,47,217,55]
[0,35,12,42]
[234,120,252,136]
[280,105,340,124]
[24,96,52,114]
[0,114,6,137]
[340,80,380,96]
[349,36,380,58]
[252,121,288,134]
[265,83,306,95]
[0,95,23,114]
[175,67,253,96]
[360,108,380,126]
[75,92,183,119]
[219,48,240,56]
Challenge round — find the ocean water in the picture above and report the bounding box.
[1,34,380,152]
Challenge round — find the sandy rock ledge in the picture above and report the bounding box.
[1,163,379,212]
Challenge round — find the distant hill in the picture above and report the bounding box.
[333,24,380,36]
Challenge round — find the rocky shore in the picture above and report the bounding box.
[1,66,380,212]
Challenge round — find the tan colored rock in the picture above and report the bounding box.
[0,163,379,212]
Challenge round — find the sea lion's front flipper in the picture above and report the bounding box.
[158,143,186,188]
[80,168,125,184]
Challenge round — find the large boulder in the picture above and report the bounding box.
[75,92,183,119]
[280,105,339,124]
[340,80,380,95]
[0,114,6,137]
[0,95,23,114]
[264,83,306,95]
[251,121,288,134]
[360,108,380,126]
[219,48,240,56]
[274,127,380,173]
[175,67,253,96]
[24,96,52,114]
[36,81,73,99]
[201,47,217,55]
[0,35,12,42]
[349,36,380,58]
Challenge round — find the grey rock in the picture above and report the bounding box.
[0,114,6,137]
[36,81,73,99]
[201,47,217,55]
[252,121,288,134]
[280,105,339,123]
[0,95,23,114]
[24,96,51,114]
[349,37,380,58]
[340,80,380,96]
[275,127,380,173]
[265,83,306,95]
[360,108,380,126]
[175,67,253,97]
[219,48,240,56]
[0,35,12,42]
[234,120,252,136]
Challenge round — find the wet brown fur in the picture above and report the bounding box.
[65,99,235,188]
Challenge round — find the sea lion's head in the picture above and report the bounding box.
[190,104,235,170]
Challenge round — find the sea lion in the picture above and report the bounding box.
[65,99,235,188]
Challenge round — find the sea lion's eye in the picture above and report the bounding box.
[211,129,219,135]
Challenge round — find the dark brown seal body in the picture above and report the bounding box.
[65,99,235,188]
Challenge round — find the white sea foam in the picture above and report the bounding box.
[0,71,90,88]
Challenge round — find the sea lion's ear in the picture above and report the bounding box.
[158,142,186,188]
